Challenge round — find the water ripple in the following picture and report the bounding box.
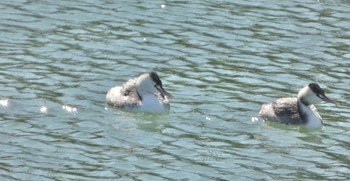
[1,0,350,180]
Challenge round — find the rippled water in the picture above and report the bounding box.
[1,0,350,180]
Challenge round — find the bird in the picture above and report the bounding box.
[106,72,174,113]
[259,83,337,128]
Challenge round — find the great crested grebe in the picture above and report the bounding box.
[106,72,174,113]
[259,83,337,128]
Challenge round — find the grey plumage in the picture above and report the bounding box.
[106,77,141,109]
[260,97,317,125]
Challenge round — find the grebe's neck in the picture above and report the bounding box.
[297,99,308,124]
[297,98,322,128]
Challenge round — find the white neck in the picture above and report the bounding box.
[137,88,151,97]
[138,94,168,113]
[297,100,322,128]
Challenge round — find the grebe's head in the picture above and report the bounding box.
[136,72,174,99]
[298,83,337,105]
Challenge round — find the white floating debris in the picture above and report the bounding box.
[251,116,264,124]
[40,106,48,113]
[206,116,211,121]
[62,105,77,113]
[161,4,166,9]
[143,37,147,41]
[0,99,9,107]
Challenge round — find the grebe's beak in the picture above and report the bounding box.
[156,85,174,99]
[318,94,338,105]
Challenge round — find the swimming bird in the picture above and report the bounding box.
[259,83,337,128]
[106,72,174,113]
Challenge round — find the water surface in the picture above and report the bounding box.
[1,0,350,180]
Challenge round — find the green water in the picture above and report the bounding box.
[1,0,350,180]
